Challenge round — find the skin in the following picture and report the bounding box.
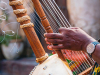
[44,27,100,64]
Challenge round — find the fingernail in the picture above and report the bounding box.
[47,46,53,50]
[49,46,52,49]
[46,42,51,44]
[44,33,47,36]
[45,38,47,41]
[52,51,56,54]
[44,34,45,36]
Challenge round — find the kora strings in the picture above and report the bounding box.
[8,0,94,75]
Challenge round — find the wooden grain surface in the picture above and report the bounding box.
[9,0,46,63]
[32,0,66,61]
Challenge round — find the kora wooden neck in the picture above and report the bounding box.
[31,0,66,61]
[9,0,46,64]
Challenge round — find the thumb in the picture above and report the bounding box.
[58,27,66,33]
[58,27,71,33]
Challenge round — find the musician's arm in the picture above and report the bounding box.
[84,44,100,65]
[44,27,100,64]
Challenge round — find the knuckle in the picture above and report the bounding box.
[75,28,80,32]
[76,27,80,29]
[59,28,66,33]
[74,27,79,29]
[58,28,61,32]
[51,34,56,38]
[53,40,58,43]
[67,29,73,33]
[47,39,51,42]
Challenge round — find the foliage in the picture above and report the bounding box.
[0,34,21,46]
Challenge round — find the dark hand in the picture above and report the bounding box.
[44,27,96,52]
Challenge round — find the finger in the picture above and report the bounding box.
[45,38,51,44]
[47,45,53,50]
[58,27,66,33]
[52,51,56,54]
[44,33,63,39]
[47,44,64,50]
[46,42,51,44]
[61,50,66,54]
[69,27,80,29]
[46,39,63,44]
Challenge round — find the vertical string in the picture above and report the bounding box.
[21,0,94,74]
[52,0,71,27]
[40,0,94,74]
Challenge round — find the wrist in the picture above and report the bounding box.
[83,38,96,52]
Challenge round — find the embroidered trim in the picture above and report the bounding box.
[36,53,48,63]
[17,15,30,22]
[20,23,34,28]
[14,9,27,14]
[9,0,23,6]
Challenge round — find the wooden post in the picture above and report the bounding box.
[9,0,46,64]
[31,0,66,61]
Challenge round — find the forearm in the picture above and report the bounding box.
[92,44,100,65]
[82,37,100,64]
[44,27,100,64]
